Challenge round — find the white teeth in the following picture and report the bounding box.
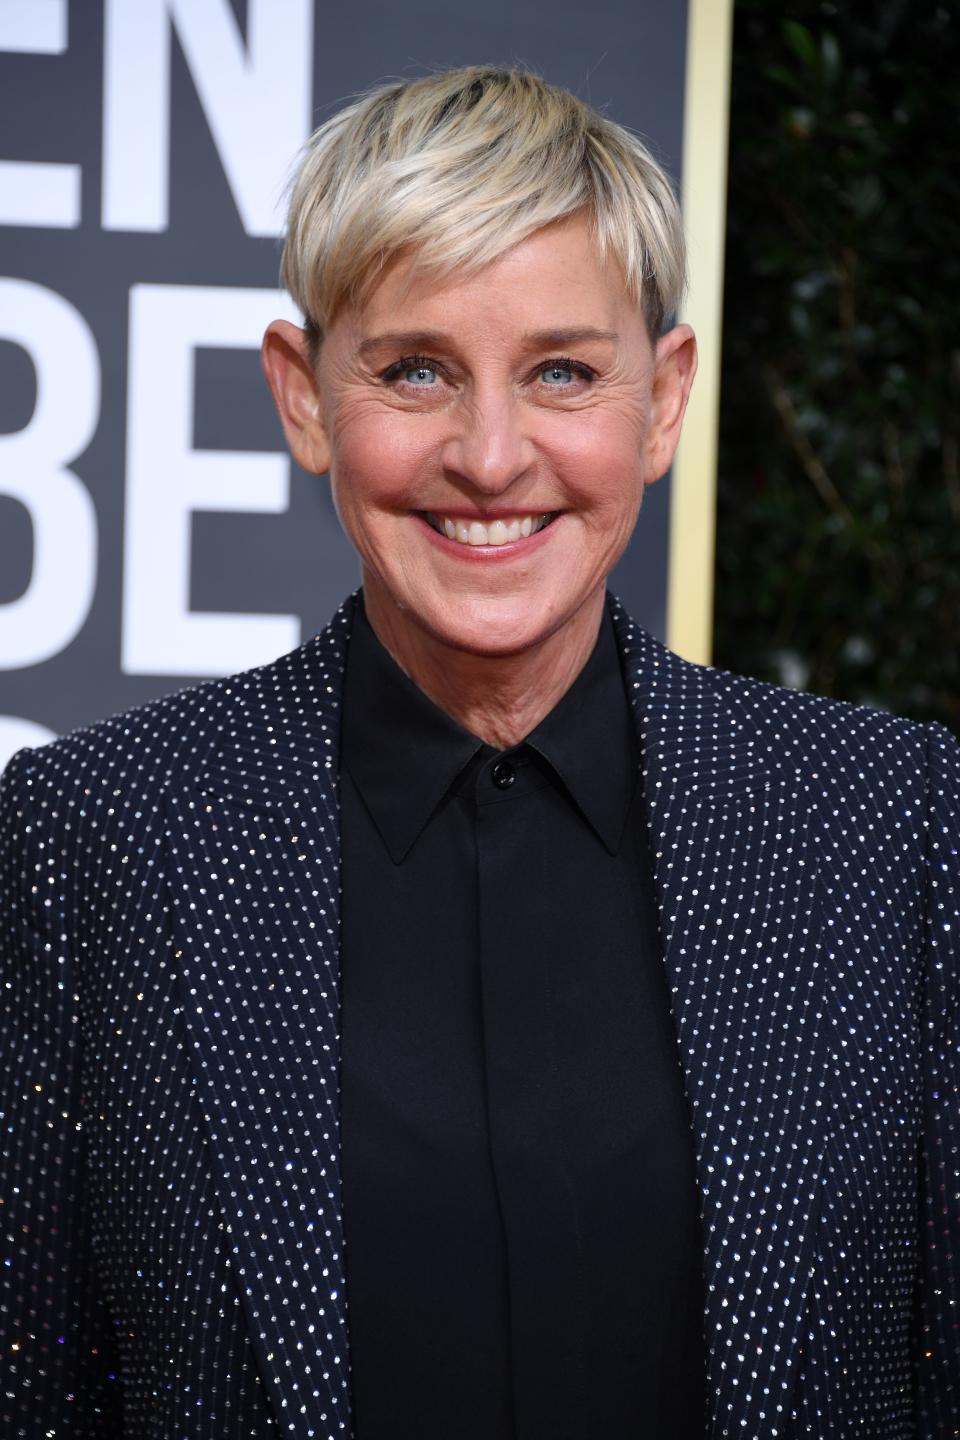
[429,512,555,546]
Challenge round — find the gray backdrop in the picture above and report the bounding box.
[0,0,688,768]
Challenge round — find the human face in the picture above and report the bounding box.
[263,211,696,660]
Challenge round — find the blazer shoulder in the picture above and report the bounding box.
[612,598,932,767]
[638,631,935,787]
[706,669,960,843]
[707,656,929,746]
[6,669,235,808]
[3,595,358,808]
[690,651,949,821]
[0,674,233,931]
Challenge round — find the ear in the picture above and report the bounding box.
[642,324,698,484]
[260,319,332,475]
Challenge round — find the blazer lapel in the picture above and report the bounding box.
[163,597,355,1436]
[612,598,832,1438]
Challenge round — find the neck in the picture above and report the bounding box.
[361,580,607,750]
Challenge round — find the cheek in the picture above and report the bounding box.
[543,413,646,513]
[331,408,438,517]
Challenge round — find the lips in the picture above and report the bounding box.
[421,512,560,546]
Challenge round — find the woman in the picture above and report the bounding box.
[1,66,957,1439]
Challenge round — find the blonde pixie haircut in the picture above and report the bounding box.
[282,65,686,349]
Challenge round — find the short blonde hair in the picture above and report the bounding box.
[282,65,686,345]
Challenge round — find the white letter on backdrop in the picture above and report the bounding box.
[123,283,300,677]
[102,0,312,235]
[0,0,80,227]
[0,280,99,668]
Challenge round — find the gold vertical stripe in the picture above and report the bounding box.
[666,0,734,664]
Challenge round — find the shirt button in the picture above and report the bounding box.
[491,759,516,790]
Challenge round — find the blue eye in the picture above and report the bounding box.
[402,364,437,385]
[541,365,575,385]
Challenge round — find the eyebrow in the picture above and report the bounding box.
[522,327,620,349]
[357,326,619,357]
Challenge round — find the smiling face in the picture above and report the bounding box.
[263,211,696,662]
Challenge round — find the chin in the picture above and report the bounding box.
[419,592,581,659]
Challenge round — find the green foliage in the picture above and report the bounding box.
[714,0,959,728]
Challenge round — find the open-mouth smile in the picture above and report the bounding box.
[420,511,561,547]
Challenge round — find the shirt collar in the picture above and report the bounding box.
[341,592,638,864]
[524,604,639,855]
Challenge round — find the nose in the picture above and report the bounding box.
[441,386,535,496]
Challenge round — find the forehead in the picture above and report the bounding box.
[350,212,641,342]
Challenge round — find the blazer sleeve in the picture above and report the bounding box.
[914,721,960,1433]
[0,748,122,1434]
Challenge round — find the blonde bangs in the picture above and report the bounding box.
[282,66,685,341]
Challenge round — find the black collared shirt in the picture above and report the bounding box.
[338,592,706,1439]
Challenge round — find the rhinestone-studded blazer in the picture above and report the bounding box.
[1,594,958,1438]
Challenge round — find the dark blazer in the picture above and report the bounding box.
[1,593,958,1438]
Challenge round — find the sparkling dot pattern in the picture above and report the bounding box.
[1,590,958,1437]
